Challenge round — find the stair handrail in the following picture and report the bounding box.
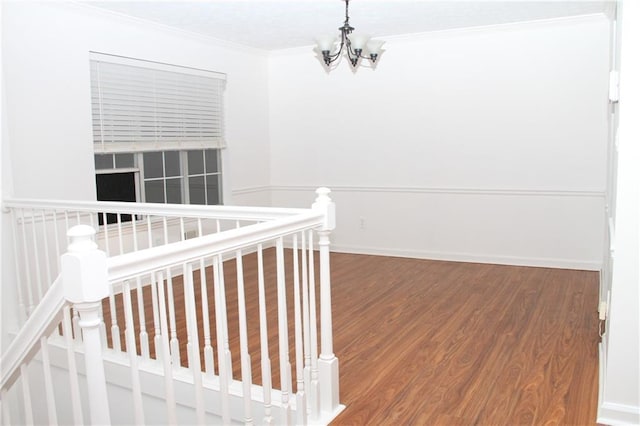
[3,198,310,222]
[107,209,325,283]
[0,276,66,390]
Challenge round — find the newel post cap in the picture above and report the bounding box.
[312,187,336,231]
[61,225,109,304]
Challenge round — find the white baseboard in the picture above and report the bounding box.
[598,401,640,425]
[331,244,602,271]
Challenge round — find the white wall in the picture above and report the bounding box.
[0,1,272,342]
[268,15,610,269]
[2,1,271,205]
[598,1,640,423]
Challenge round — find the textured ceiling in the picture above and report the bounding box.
[83,0,613,50]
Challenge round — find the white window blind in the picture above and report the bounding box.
[90,53,226,153]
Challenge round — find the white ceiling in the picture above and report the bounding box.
[83,0,613,51]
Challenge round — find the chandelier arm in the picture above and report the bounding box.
[323,37,346,65]
[345,42,362,63]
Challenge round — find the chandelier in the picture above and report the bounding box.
[315,0,385,68]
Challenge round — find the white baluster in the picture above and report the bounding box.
[146,215,153,248]
[107,288,121,351]
[312,187,340,415]
[29,209,45,300]
[184,264,205,424]
[61,225,111,425]
[292,235,307,425]
[72,308,81,342]
[98,301,108,349]
[217,257,233,377]
[213,255,231,424]
[307,231,319,420]
[100,212,109,256]
[100,212,120,351]
[122,281,145,425]
[52,210,62,272]
[19,364,33,425]
[40,336,58,425]
[10,209,27,323]
[116,213,124,255]
[156,271,178,424]
[200,257,215,376]
[301,231,312,407]
[131,211,139,251]
[151,274,162,361]
[62,307,84,424]
[236,250,254,425]
[165,270,180,368]
[136,276,150,359]
[40,210,53,289]
[276,238,292,425]
[18,209,34,315]
[162,217,169,245]
[1,389,10,425]
[257,245,273,425]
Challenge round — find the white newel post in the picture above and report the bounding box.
[312,188,340,416]
[61,225,111,425]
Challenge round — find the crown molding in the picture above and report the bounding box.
[67,1,270,57]
[271,12,610,57]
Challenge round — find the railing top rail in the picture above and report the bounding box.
[0,277,66,390]
[3,198,310,222]
[106,210,325,283]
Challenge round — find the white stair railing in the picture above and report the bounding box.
[60,225,112,424]
[1,188,344,425]
[3,198,312,326]
[1,226,112,425]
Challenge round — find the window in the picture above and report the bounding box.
[94,150,221,205]
[90,53,225,207]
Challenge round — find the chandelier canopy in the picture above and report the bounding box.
[315,0,385,69]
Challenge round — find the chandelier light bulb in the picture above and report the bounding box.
[349,33,370,51]
[316,35,337,53]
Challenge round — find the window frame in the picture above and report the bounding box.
[94,150,223,206]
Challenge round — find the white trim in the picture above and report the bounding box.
[89,51,226,80]
[270,13,611,57]
[598,401,640,425]
[3,198,309,222]
[40,338,342,425]
[96,167,139,175]
[331,244,602,271]
[231,186,271,196]
[70,1,268,56]
[270,184,605,198]
[599,342,607,416]
[381,12,610,43]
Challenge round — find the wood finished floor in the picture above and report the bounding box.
[102,251,600,425]
[328,254,599,425]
